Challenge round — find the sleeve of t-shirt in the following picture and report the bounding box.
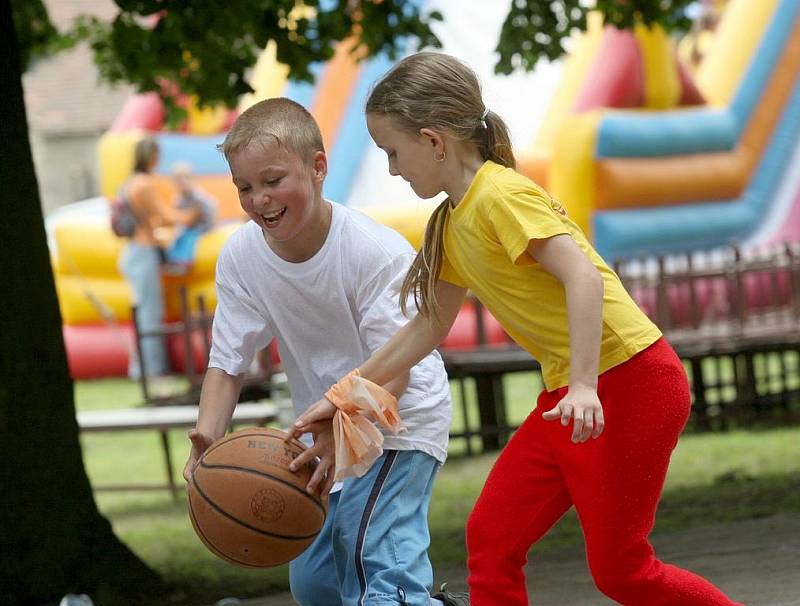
[488,188,571,264]
[357,253,418,355]
[207,254,273,375]
[439,252,468,287]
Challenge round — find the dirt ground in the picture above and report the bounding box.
[228,513,800,606]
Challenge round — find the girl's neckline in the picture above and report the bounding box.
[450,160,497,214]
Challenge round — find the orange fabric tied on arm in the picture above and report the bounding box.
[325,369,406,482]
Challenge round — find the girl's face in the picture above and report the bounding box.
[229,142,328,261]
[367,113,445,199]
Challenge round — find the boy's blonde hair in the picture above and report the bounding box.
[366,52,516,320]
[221,97,325,165]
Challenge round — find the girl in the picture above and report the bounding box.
[292,52,742,605]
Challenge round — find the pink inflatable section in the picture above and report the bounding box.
[64,323,216,380]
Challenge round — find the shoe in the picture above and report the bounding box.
[433,583,470,606]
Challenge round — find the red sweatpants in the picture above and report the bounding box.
[465,338,743,605]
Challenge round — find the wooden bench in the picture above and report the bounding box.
[442,344,540,454]
[438,296,543,453]
[77,399,293,498]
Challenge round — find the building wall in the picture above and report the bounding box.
[22,0,132,214]
[29,129,106,215]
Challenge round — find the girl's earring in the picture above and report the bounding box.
[434,151,446,162]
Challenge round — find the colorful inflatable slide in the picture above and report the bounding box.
[530,0,800,260]
[48,0,800,378]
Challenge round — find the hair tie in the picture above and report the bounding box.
[480,107,489,129]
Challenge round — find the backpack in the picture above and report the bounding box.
[110,194,138,238]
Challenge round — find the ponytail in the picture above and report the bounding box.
[400,199,450,320]
[479,111,515,170]
[368,51,517,318]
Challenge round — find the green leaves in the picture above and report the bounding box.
[13,0,695,123]
[35,1,442,126]
[350,1,443,59]
[495,0,587,75]
[495,0,695,75]
[11,0,75,71]
[597,0,694,33]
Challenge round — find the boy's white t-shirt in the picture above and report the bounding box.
[209,202,452,464]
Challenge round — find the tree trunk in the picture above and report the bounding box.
[0,2,162,603]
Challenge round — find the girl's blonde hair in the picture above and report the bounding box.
[366,52,516,320]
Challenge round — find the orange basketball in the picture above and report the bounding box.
[187,427,326,568]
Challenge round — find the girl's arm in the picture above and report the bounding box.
[381,372,410,399]
[360,279,466,384]
[290,279,467,433]
[527,234,605,442]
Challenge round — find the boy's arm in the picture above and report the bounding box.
[183,367,245,481]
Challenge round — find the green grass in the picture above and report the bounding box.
[75,378,800,605]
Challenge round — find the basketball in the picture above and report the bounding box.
[187,427,327,568]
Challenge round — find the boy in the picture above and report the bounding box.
[182,98,463,606]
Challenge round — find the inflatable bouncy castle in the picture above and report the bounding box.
[524,0,800,259]
[48,0,800,379]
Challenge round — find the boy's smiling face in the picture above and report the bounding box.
[229,141,329,262]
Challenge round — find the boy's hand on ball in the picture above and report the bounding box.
[542,386,605,443]
[183,429,216,482]
[289,397,337,440]
[289,421,335,497]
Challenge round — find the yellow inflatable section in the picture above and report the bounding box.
[696,0,777,107]
[636,23,681,109]
[528,12,605,159]
[97,130,144,200]
[53,219,238,325]
[532,0,785,238]
[186,97,229,136]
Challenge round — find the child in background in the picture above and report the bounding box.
[164,162,217,273]
[182,98,465,606]
[292,52,743,606]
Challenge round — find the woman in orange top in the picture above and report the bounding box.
[120,137,198,379]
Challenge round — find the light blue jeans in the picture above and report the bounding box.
[119,243,168,377]
[290,450,440,606]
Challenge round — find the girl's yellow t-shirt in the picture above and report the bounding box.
[440,161,662,391]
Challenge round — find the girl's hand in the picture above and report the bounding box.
[288,420,336,497]
[183,429,217,482]
[288,397,337,440]
[542,386,605,443]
